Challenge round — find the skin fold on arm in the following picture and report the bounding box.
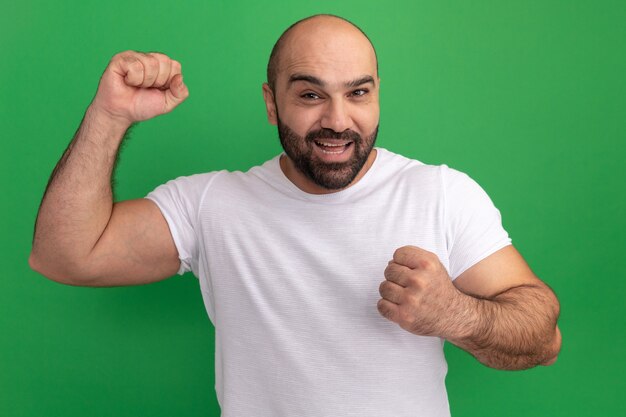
[378,245,561,370]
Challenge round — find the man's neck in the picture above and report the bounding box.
[279,149,377,195]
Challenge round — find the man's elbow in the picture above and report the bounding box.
[540,325,562,366]
[541,288,562,366]
[28,249,98,287]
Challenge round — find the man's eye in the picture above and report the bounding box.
[351,89,369,97]
[301,92,320,100]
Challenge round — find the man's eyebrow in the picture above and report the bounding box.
[287,74,376,89]
[345,75,376,88]
[288,74,325,87]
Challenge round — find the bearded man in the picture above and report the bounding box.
[30,14,561,417]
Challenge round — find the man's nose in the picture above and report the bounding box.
[320,99,353,133]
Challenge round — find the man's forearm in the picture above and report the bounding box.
[448,284,561,370]
[30,106,131,280]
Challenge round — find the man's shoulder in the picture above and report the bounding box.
[376,147,447,179]
[164,154,280,186]
[375,148,478,193]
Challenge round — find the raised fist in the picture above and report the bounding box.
[377,246,464,338]
[90,51,189,125]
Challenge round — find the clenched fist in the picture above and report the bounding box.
[90,51,189,126]
[377,246,469,339]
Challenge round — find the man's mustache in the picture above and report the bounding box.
[305,128,361,143]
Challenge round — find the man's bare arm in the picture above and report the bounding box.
[377,245,561,370]
[448,246,561,369]
[29,51,189,286]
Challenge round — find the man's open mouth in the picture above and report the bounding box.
[313,140,354,154]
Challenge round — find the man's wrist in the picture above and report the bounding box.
[85,104,134,136]
[443,290,491,348]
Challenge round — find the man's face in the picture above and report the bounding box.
[276,114,379,190]
[263,18,380,193]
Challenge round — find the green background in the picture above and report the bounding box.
[1,0,624,416]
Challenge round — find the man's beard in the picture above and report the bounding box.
[276,117,379,190]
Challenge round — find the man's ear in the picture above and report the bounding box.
[262,83,278,125]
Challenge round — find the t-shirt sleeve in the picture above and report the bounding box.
[442,166,512,279]
[145,173,216,276]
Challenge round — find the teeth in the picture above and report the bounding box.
[320,148,344,154]
[315,141,348,147]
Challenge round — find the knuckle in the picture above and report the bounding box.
[397,291,410,305]
[129,59,143,71]
[394,245,420,266]
[405,291,420,306]
[376,299,387,314]
[143,57,159,75]
[148,51,166,59]
[154,54,169,69]
[392,246,407,261]
[113,50,132,60]
[405,272,419,287]
[124,62,144,81]
[149,57,161,71]
[122,50,141,62]
[383,264,395,279]
[398,308,413,326]
[418,278,430,291]
[416,251,437,271]
[377,299,393,320]
[378,281,387,296]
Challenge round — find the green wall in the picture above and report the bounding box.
[2,1,624,416]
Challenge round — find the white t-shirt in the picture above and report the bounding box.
[146,148,511,417]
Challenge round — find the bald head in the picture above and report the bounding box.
[266,14,378,93]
